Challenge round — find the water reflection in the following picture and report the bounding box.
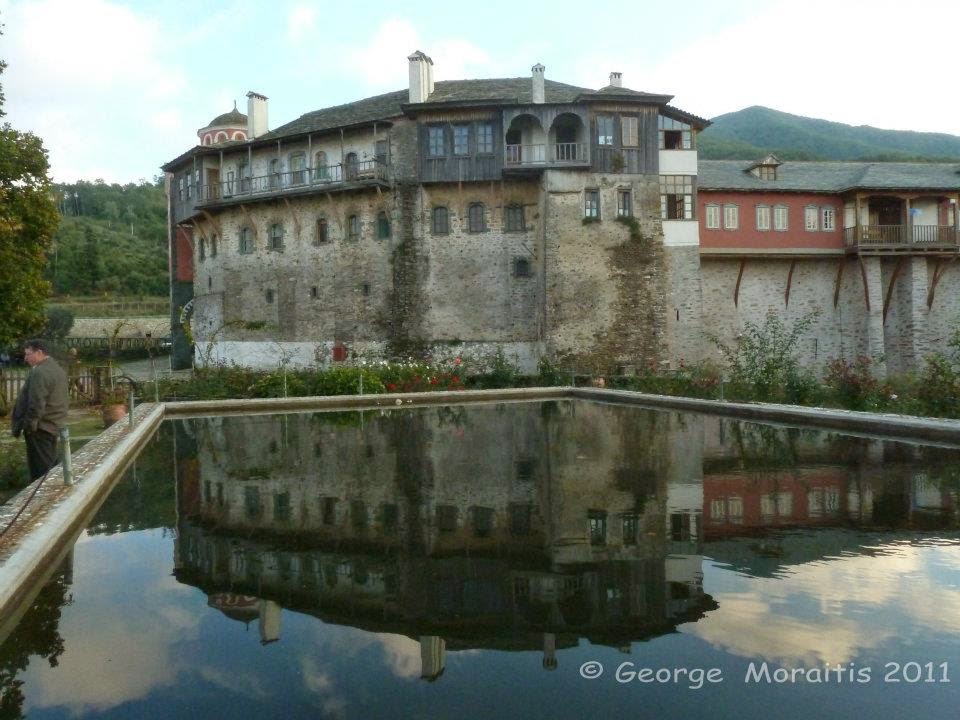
[1,401,959,718]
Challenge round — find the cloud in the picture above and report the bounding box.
[286,3,317,45]
[2,0,188,181]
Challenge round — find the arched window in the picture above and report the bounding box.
[232,131,245,141]
[210,234,218,258]
[239,227,253,254]
[376,211,390,239]
[347,214,360,240]
[468,203,486,232]
[199,237,206,261]
[314,216,328,245]
[289,153,306,184]
[269,158,281,189]
[215,131,228,143]
[432,206,449,234]
[345,152,359,180]
[203,134,212,145]
[314,151,329,181]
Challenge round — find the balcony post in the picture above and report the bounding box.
[904,196,912,245]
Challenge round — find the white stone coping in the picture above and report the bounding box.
[3,385,960,630]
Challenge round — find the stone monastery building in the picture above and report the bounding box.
[163,52,960,375]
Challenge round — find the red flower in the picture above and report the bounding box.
[451,375,460,383]
[454,357,462,365]
[430,377,438,385]
[386,383,396,391]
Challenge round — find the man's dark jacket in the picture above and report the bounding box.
[11,357,69,437]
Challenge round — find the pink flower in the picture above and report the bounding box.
[454,357,462,365]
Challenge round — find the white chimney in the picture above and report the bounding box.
[408,51,434,103]
[532,63,545,104]
[609,71,622,88]
[246,91,269,139]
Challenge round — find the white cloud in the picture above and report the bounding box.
[286,3,317,45]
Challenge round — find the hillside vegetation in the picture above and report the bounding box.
[699,106,960,162]
[49,179,168,297]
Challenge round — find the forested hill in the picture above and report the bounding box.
[699,106,960,162]
[50,179,168,297]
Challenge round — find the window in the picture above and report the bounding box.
[596,115,614,146]
[362,283,370,297]
[238,160,251,191]
[274,492,291,522]
[472,506,494,538]
[269,158,281,188]
[618,190,632,217]
[432,206,449,234]
[238,227,254,254]
[660,175,695,219]
[244,486,261,519]
[822,206,836,231]
[758,165,777,180]
[588,510,607,546]
[756,205,771,231]
[705,203,721,229]
[376,211,391,239]
[210,234,218,258]
[427,126,444,157]
[177,177,184,201]
[321,497,336,525]
[584,189,600,219]
[513,257,531,278]
[314,151,329,181]
[468,203,485,232]
[265,288,274,303]
[375,140,388,166]
[347,214,360,240]
[723,204,739,230]
[437,505,457,533]
[622,514,638,546]
[269,222,284,251]
[773,205,788,231]
[505,204,525,232]
[289,153,306,184]
[199,237,206,261]
[453,125,469,156]
[805,206,819,231]
[381,503,398,532]
[186,172,193,200]
[352,500,368,530]
[315,216,328,245]
[621,116,639,147]
[658,115,693,150]
[310,286,318,299]
[344,152,359,180]
[510,503,532,536]
[477,123,494,154]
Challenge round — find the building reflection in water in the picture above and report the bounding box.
[168,402,960,680]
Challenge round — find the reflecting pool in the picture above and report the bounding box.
[2,400,959,719]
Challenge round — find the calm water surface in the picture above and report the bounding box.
[2,400,959,719]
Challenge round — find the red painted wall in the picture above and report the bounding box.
[175,226,194,282]
[699,191,844,251]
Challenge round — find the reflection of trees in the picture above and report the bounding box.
[0,565,72,720]
[87,424,176,535]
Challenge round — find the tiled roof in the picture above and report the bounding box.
[207,108,247,127]
[699,160,960,192]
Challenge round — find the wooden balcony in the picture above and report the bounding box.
[503,143,589,169]
[844,225,960,254]
[197,159,390,208]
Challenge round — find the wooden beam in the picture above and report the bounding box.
[833,258,845,308]
[784,259,797,306]
[882,256,905,322]
[283,197,301,239]
[927,256,957,308]
[734,259,746,307]
[857,257,871,312]
[239,204,259,242]
[199,209,222,237]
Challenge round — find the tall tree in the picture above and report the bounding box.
[0,41,59,345]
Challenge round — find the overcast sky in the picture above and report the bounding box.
[2,0,958,183]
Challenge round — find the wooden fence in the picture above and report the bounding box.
[1,368,105,408]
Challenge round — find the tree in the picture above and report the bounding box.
[0,44,59,345]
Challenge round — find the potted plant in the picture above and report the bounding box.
[100,384,129,427]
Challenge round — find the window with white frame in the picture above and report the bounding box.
[773,205,788,231]
[723,204,739,229]
[822,206,836,231]
[660,175,695,220]
[584,189,600,219]
[596,116,614,146]
[618,190,632,217]
[427,126,444,157]
[453,125,469,156]
[805,206,819,231]
[289,153,306,185]
[477,124,494,154]
[239,226,254,254]
[755,205,771,231]
[269,222,284,251]
[658,115,693,150]
[705,203,721,229]
[621,116,639,147]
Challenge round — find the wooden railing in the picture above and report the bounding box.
[844,225,960,249]
[199,159,389,204]
[504,143,588,166]
[591,146,645,173]
[1,369,103,408]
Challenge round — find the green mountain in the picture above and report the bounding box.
[699,106,960,162]
[49,180,168,297]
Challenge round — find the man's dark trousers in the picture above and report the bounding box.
[25,429,59,480]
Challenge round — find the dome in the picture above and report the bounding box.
[207,103,247,128]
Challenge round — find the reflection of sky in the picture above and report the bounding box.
[10,530,960,719]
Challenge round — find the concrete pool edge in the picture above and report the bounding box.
[3,384,960,628]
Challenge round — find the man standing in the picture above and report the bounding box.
[11,339,69,481]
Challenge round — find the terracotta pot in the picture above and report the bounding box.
[101,403,128,428]
[590,377,606,388]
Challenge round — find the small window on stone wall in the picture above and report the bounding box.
[347,214,360,240]
[376,211,390,239]
[199,237,206,261]
[362,283,370,297]
[315,216,328,245]
[269,223,284,251]
[239,227,254,254]
[265,288,275,304]
[505,204,525,232]
[432,206,449,234]
[513,257,531,278]
[210,234,218,258]
[310,286,318,299]
[468,203,486,232]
